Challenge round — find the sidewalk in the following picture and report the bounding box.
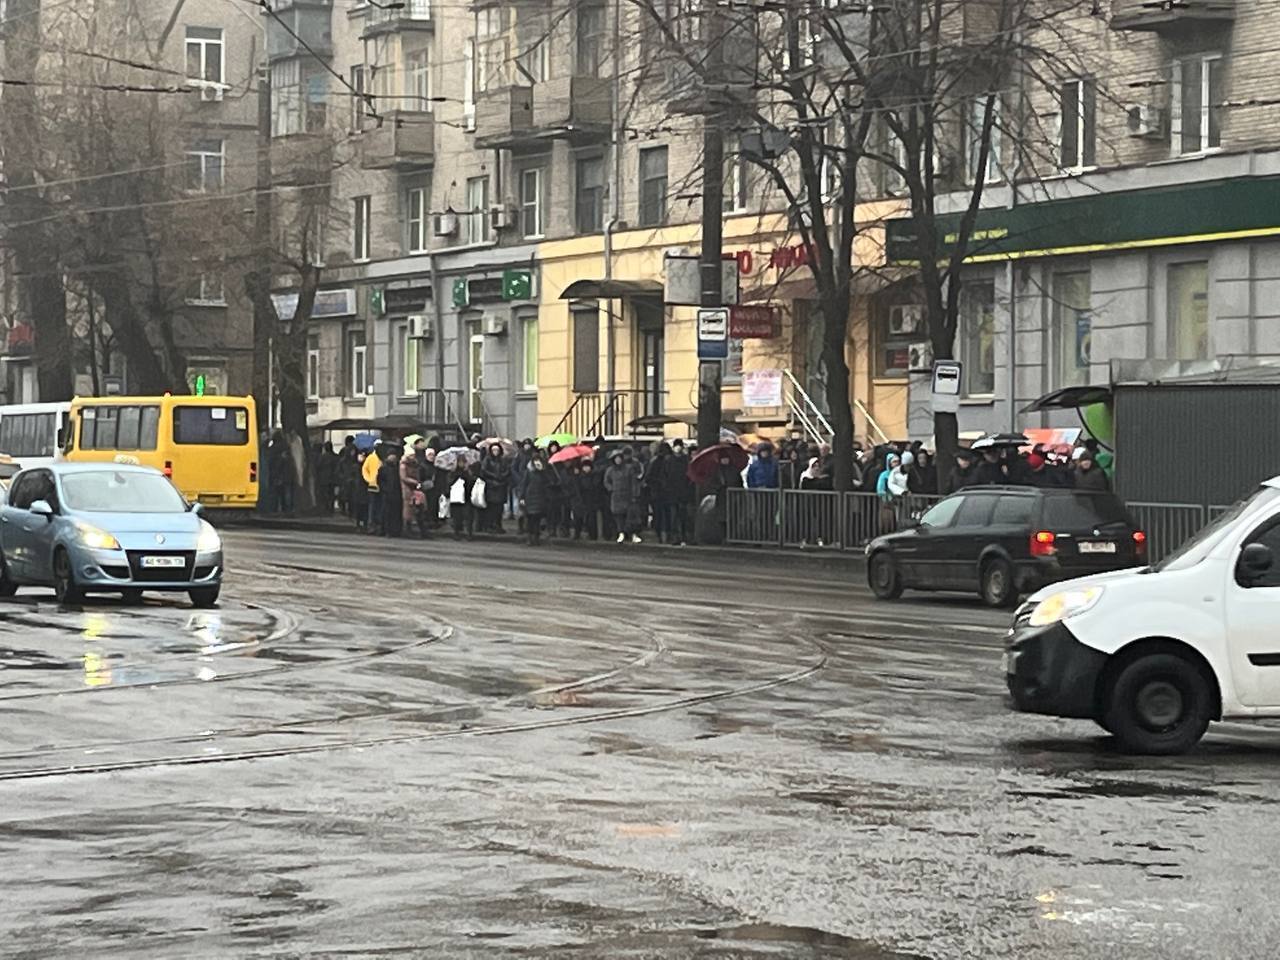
[226,513,869,573]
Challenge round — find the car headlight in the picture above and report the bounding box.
[76,523,121,551]
[197,520,221,553]
[1028,586,1105,627]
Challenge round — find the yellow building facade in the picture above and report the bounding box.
[534,204,908,442]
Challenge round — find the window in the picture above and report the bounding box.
[992,495,1035,526]
[516,9,549,84]
[406,49,431,110]
[271,60,299,136]
[1172,54,1223,156]
[960,279,996,396]
[406,0,430,18]
[371,61,395,110]
[187,271,225,305]
[305,73,327,131]
[520,315,538,391]
[307,334,320,399]
[464,175,490,244]
[638,146,668,227]
[964,95,1001,185]
[184,26,224,99]
[1059,78,1097,169]
[0,412,60,457]
[463,39,476,130]
[78,406,159,452]
[920,496,963,528]
[346,327,367,397]
[353,195,371,261]
[575,155,604,234]
[185,139,224,193]
[576,1,605,77]
[406,183,428,253]
[954,494,996,527]
[1168,260,1209,360]
[173,406,250,445]
[572,306,600,393]
[520,167,546,238]
[1043,494,1128,528]
[399,323,420,396]
[723,138,748,213]
[350,65,367,129]
[476,7,507,93]
[1052,272,1091,388]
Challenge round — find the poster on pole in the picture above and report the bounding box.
[742,369,784,407]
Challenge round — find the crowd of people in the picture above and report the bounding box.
[309,434,710,547]
[260,426,1114,547]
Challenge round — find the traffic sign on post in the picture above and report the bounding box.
[931,360,962,414]
[696,307,729,360]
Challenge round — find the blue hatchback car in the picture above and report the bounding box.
[0,463,223,606]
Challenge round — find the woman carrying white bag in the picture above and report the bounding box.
[448,464,479,540]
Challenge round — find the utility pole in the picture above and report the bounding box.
[695,0,726,451]
[250,65,275,427]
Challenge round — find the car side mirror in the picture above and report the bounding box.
[903,515,921,530]
[189,502,204,516]
[1238,542,1274,585]
[30,499,54,520]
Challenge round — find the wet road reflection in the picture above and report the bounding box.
[2,528,1279,958]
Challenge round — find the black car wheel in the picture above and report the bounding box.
[868,552,903,600]
[53,548,84,605]
[189,586,220,609]
[1103,653,1212,755]
[980,558,1017,608]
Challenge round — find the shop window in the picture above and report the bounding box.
[1168,261,1209,360]
[1052,272,1091,387]
[876,303,923,378]
[960,280,996,396]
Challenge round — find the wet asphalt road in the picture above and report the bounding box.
[2,528,1279,958]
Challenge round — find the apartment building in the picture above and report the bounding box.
[883,1,1280,440]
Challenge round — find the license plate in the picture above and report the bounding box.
[1078,541,1116,554]
[141,556,185,569]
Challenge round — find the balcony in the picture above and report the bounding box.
[266,2,334,62]
[271,132,334,186]
[360,0,432,39]
[475,77,611,149]
[361,110,434,168]
[1111,0,1234,31]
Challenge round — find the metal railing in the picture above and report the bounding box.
[723,488,1223,562]
[782,369,833,449]
[552,390,665,438]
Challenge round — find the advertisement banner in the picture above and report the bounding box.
[742,369,784,407]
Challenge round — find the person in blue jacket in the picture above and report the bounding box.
[746,442,780,489]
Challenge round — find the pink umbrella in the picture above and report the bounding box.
[549,442,594,465]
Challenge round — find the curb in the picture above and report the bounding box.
[224,515,868,572]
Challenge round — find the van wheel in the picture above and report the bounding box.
[868,552,903,600]
[1103,654,1212,755]
[0,554,17,598]
[189,586,220,609]
[980,558,1017,608]
[53,549,83,605]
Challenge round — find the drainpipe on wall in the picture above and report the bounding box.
[602,0,622,408]
[428,252,447,423]
[1007,30,1026,434]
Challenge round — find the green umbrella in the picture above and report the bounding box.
[536,432,576,449]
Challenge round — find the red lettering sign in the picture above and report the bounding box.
[729,305,780,339]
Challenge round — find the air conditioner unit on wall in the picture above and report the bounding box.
[489,205,511,231]
[408,314,433,339]
[484,317,507,337]
[433,211,458,237]
[889,304,922,336]
[907,341,934,372]
[1126,103,1167,140]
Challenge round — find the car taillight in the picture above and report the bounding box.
[163,460,173,477]
[1133,530,1147,556]
[249,461,258,483]
[1030,530,1056,557]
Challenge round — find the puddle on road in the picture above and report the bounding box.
[577,922,931,958]
[1009,780,1216,802]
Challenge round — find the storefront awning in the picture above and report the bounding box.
[560,279,663,300]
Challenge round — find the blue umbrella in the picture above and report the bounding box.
[353,432,377,452]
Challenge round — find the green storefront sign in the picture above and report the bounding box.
[452,277,469,307]
[885,176,1280,264]
[369,287,385,316]
[502,268,533,301]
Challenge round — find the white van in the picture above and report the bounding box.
[1006,477,1280,754]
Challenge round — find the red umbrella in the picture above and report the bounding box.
[549,442,594,465]
[687,442,748,485]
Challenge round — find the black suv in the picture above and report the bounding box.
[866,486,1146,607]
